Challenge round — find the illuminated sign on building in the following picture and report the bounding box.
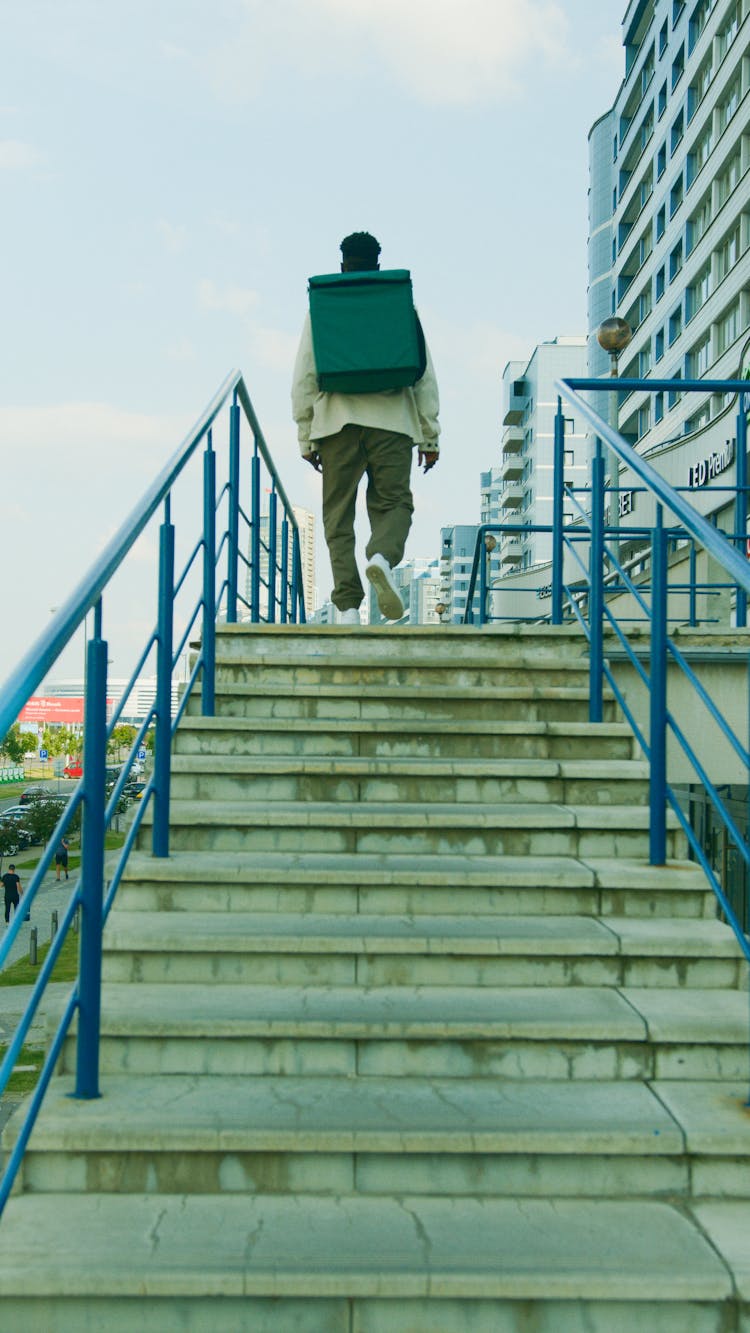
[688,439,735,489]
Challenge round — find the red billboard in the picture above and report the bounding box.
[19,697,86,724]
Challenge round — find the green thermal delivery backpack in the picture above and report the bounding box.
[308,269,426,394]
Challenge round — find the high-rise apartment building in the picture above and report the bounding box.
[589,0,750,529]
[439,525,480,623]
[366,556,441,625]
[245,505,315,619]
[499,338,589,571]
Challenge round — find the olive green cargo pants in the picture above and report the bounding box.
[319,424,414,611]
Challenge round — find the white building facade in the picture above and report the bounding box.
[588,0,750,539]
[499,338,589,572]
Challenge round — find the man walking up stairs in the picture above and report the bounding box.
[1,623,748,1331]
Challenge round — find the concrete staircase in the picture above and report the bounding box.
[1,624,749,1331]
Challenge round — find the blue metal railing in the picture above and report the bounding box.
[468,376,750,969]
[0,370,305,1211]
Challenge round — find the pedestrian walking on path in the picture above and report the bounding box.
[292,231,440,623]
[55,836,70,881]
[2,865,23,925]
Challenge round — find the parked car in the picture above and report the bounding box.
[19,786,58,805]
[123,780,146,801]
[0,808,34,849]
[63,760,83,778]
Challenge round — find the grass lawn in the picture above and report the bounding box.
[0,929,79,988]
[0,1044,45,1094]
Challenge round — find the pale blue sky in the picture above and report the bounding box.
[1,0,624,673]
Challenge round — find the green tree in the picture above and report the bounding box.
[1,724,26,765]
[108,724,137,762]
[22,795,81,848]
[0,821,22,871]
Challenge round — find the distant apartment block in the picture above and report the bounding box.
[245,504,315,619]
[499,338,589,571]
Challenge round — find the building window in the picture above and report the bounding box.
[688,52,713,118]
[655,265,666,300]
[668,372,683,408]
[689,0,714,52]
[640,344,652,375]
[658,80,668,118]
[656,204,666,239]
[717,76,741,136]
[717,151,741,210]
[641,45,655,95]
[669,305,683,344]
[639,286,653,322]
[670,110,684,154]
[689,332,712,376]
[717,2,741,58]
[672,43,685,90]
[655,391,665,421]
[689,191,712,246]
[657,143,667,178]
[716,221,741,282]
[687,121,713,183]
[673,0,686,22]
[638,403,651,438]
[641,104,655,151]
[687,261,712,318]
[670,175,683,217]
[669,239,683,280]
[716,300,741,356]
[655,328,665,361]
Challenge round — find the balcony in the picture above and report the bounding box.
[502,427,524,453]
[501,484,524,510]
[502,380,527,425]
[501,538,523,564]
[501,454,524,482]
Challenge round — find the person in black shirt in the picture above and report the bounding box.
[2,864,22,924]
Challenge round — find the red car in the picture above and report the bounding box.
[63,760,83,778]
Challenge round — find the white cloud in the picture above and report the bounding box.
[312,0,568,103]
[247,323,299,374]
[213,0,569,106]
[0,139,40,169]
[198,278,260,317]
[0,402,190,453]
[157,219,188,253]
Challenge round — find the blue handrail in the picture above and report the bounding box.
[0,371,306,1212]
[466,375,750,973]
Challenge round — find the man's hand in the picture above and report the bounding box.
[303,450,322,472]
[418,449,438,473]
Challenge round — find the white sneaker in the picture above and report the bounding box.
[338,608,361,626]
[365,553,404,620]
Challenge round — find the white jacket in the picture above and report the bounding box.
[291,313,440,456]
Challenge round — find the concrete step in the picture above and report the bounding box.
[174,715,637,761]
[141,799,684,860]
[213,621,594,665]
[168,755,650,807]
[0,1192,741,1331]
[115,850,715,919]
[55,984,748,1081]
[212,655,593,690]
[200,682,618,725]
[12,1076,750,1201]
[100,912,745,990]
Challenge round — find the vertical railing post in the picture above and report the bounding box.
[280,516,290,624]
[226,396,240,625]
[476,532,487,627]
[75,600,106,1099]
[153,498,174,858]
[202,431,216,717]
[291,528,301,624]
[650,504,668,865]
[589,437,605,723]
[267,486,278,624]
[250,441,261,623]
[689,541,697,628]
[552,398,565,625]
[736,392,747,628]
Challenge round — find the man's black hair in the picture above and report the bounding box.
[340,231,381,269]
